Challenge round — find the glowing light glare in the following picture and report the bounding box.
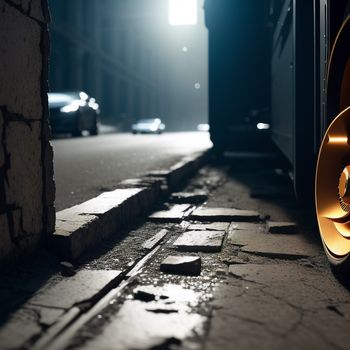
[194,83,201,89]
[169,0,197,26]
[79,91,88,100]
[328,136,348,144]
[257,123,270,130]
[60,102,80,113]
[182,46,188,52]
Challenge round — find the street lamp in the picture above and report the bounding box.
[168,0,198,26]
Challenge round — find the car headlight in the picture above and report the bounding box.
[60,102,80,113]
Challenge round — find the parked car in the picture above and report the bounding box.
[131,118,165,134]
[48,91,100,136]
[197,123,210,132]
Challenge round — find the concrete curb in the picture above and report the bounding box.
[52,149,211,260]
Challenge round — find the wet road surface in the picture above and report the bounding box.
[52,132,211,211]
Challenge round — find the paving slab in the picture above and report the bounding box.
[187,222,230,232]
[142,229,169,250]
[173,230,225,252]
[160,256,201,276]
[227,229,320,258]
[149,204,192,223]
[29,270,122,309]
[190,207,260,222]
[0,308,42,350]
[169,191,208,204]
[267,221,299,234]
[78,284,206,350]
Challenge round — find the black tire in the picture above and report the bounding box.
[90,116,98,136]
[72,115,82,137]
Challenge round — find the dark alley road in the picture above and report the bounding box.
[52,132,212,211]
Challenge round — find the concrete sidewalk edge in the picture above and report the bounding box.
[52,149,212,260]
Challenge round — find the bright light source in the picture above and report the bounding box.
[194,82,201,89]
[60,102,80,113]
[169,0,197,26]
[257,123,270,130]
[182,46,188,52]
[79,91,88,100]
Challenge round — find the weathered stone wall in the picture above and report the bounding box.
[0,0,55,261]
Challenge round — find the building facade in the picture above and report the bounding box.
[48,0,208,130]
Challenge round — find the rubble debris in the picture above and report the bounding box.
[134,290,156,302]
[59,261,76,277]
[173,231,225,252]
[142,229,169,250]
[160,255,202,276]
[146,308,178,314]
[267,221,298,234]
[169,191,208,204]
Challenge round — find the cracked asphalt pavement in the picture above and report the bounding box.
[1,153,350,350]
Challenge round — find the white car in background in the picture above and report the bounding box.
[131,118,165,134]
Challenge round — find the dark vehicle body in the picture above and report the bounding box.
[205,0,350,198]
[48,91,100,136]
[204,0,350,267]
[204,0,272,153]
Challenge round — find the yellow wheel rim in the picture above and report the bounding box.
[316,106,350,259]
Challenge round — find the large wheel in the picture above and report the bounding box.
[316,107,350,270]
[316,12,350,271]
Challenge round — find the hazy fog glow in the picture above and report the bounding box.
[168,0,198,26]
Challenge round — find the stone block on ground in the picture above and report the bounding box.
[69,188,143,215]
[142,229,169,250]
[188,222,230,232]
[190,207,260,222]
[53,188,149,259]
[228,229,319,258]
[149,204,192,223]
[160,255,201,276]
[169,191,208,204]
[267,221,298,234]
[59,261,76,277]
[173,230,225,252]
[53,212,101,259]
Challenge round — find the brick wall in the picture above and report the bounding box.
[0,0,55,260]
